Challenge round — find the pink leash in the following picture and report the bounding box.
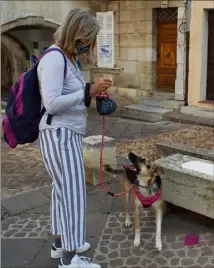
[97,93,135,197]
[98,111,162,203]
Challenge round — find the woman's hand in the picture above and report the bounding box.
[90,78,112,96]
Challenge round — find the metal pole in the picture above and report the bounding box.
[184,0,191,106]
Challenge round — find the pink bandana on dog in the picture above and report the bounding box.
[135,187,162,208]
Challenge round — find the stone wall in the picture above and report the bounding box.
[1,0,90,26]
[111,0,156,91]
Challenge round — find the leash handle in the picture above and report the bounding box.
[96,92,110,98]
[99,115,135,197]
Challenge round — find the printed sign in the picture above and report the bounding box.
[99,44,111,57]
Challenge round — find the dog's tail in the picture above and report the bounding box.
[104,164,124,174]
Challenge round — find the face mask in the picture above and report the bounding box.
[75,40,90,55]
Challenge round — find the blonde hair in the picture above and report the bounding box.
[54,8,100,61]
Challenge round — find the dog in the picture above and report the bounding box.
[104,152,164,251]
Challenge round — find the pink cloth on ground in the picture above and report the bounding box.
[184,234,199,246]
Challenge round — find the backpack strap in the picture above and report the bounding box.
[40,47,67,79]
[39,48,68,125]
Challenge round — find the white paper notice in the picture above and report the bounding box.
[181,160,214,176]
[99,45,112,57]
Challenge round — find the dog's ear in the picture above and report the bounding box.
[151,164,164,175]
[128,152,141,173]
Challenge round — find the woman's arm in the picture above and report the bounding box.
[39,51,84,114]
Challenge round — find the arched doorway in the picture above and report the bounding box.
[1,34,29,101]
[1,16,59,101]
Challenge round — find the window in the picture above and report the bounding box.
[96,11,114,68]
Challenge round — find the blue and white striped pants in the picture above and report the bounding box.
[39,128,86,251]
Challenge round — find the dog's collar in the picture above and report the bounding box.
[135,180,159,194]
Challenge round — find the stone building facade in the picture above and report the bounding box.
[91,0,186,102]
[1,0,186,104]
[187,0,214,111]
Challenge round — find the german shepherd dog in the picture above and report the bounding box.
[104,152,164,251]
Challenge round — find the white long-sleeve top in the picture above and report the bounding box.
[37,45,87,135]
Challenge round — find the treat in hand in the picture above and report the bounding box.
[90,78,112,96]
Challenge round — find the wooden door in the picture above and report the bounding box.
[157,23,177,92]
[206,10,214,100]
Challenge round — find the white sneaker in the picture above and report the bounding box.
[51,242,91,259]
[59,254,101,268]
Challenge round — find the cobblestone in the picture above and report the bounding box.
[1,214,50,239]
[93,211,214,267]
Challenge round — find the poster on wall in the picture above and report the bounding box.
[99,44,112,57]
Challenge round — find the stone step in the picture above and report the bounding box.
[140,96,163,108]
[156,141,214,161]
[141,96,184,110]
[163,110,214,127]
[151,91,175,100]
[181,106,214,119]
[161,100,185,110]
[155,153,214,219]
[121,104,173,122]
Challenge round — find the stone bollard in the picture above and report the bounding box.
[83,135,116,185]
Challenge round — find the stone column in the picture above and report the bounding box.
[175,6,186,101]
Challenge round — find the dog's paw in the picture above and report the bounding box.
[134,238,141,247]
[125,218,132,227]
[156,241,162,251]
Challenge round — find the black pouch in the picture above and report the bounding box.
[96,95,117,116]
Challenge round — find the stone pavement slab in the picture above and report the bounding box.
[27,203,50,214]
[1,239,45,268]
[1,190,50,215]
[39,185,52,198]
[1,206,9,219]
[86,184,120,214]
[29,237,61,268]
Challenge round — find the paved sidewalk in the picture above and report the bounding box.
[2,181,214,268]
[2,115,214,268]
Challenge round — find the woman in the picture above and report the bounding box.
[37,8,112,268]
